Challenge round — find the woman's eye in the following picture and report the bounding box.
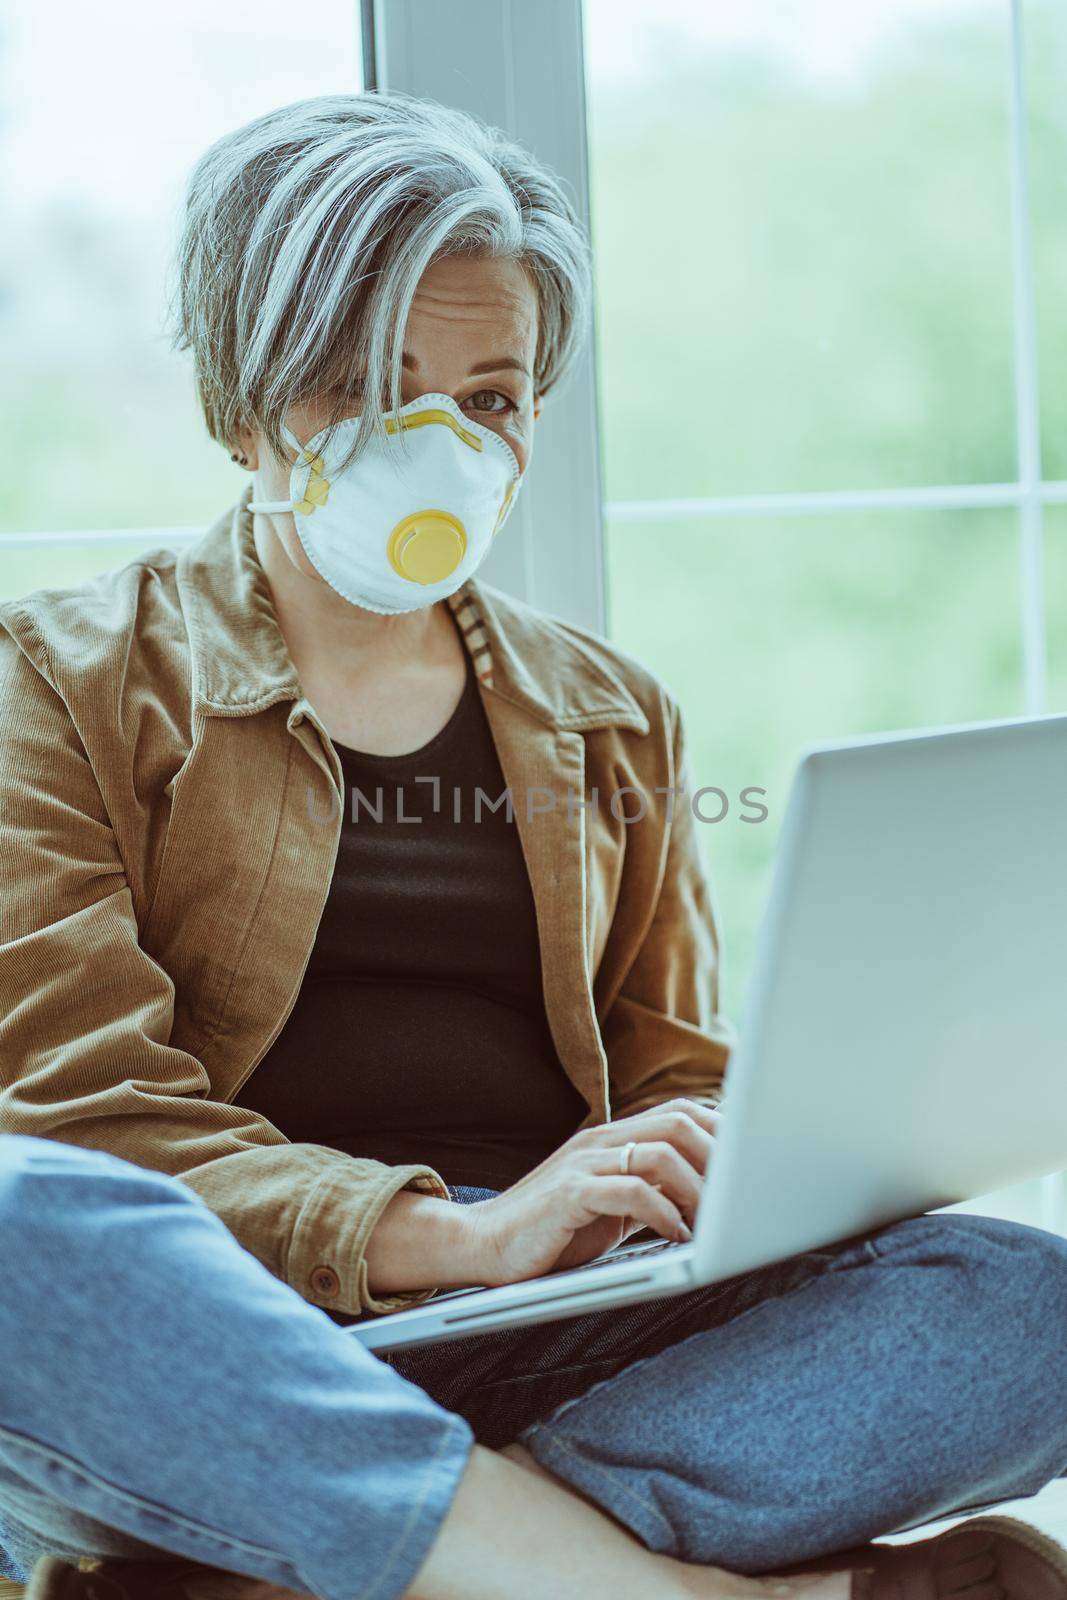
[465,389,516,416]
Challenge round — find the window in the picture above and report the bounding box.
[0,1,364,599]
[583,0,1064,1228]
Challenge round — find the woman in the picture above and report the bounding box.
[3,89,1067,1594]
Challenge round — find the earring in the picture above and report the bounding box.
[230,451,249,467]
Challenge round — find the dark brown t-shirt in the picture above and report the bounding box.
[234,646,588,1190]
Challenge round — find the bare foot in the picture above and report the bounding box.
[499,1444,856,1600]
[678,1565,853,1600]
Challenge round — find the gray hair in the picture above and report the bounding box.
[166,90,593,474]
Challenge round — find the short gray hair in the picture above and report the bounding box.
[166,90,593,473]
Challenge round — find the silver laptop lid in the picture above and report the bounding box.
[697,712,1067,1281]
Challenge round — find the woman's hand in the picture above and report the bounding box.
[458,1098,722,1287]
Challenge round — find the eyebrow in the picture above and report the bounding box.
[402,350,531,377]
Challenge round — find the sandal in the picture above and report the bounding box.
[23,1552,300,1600]
[850,1516,1067,1600]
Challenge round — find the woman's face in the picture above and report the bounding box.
[246,252,542,505]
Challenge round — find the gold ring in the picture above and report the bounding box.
[619,1140,637,1175]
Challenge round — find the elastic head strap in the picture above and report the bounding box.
[246,498,294,514]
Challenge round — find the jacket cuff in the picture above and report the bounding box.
[287,1161,452,1316]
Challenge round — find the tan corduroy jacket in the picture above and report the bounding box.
[0,487,737,1316]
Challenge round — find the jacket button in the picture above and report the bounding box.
[310,1264,340,1299]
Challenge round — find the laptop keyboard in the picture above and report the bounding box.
[428,1236,680,1304]
[545,1236,680,1278]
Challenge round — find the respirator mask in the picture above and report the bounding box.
[247,391,523,615]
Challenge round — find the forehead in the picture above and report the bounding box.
[407,255,537,345]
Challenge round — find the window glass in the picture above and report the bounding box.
[1047,508,1067,709]
[1026,0,1067,480]
[0,537,190,606]
[583,0,1015,500]
[0,2,362,551]
[606,509,1021,1020]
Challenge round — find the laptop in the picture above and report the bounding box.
[349,710,1067,1353]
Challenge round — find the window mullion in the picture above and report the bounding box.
[367,0,606,631]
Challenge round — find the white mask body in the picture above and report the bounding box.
[247,391,523,614]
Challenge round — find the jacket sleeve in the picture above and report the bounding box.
[600,695,739,1120]
[0,626,450,1318]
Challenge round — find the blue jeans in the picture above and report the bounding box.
[4,1141,1067,1594]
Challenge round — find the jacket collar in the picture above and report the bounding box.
[464,576,648,734]
[176,486,649,736]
